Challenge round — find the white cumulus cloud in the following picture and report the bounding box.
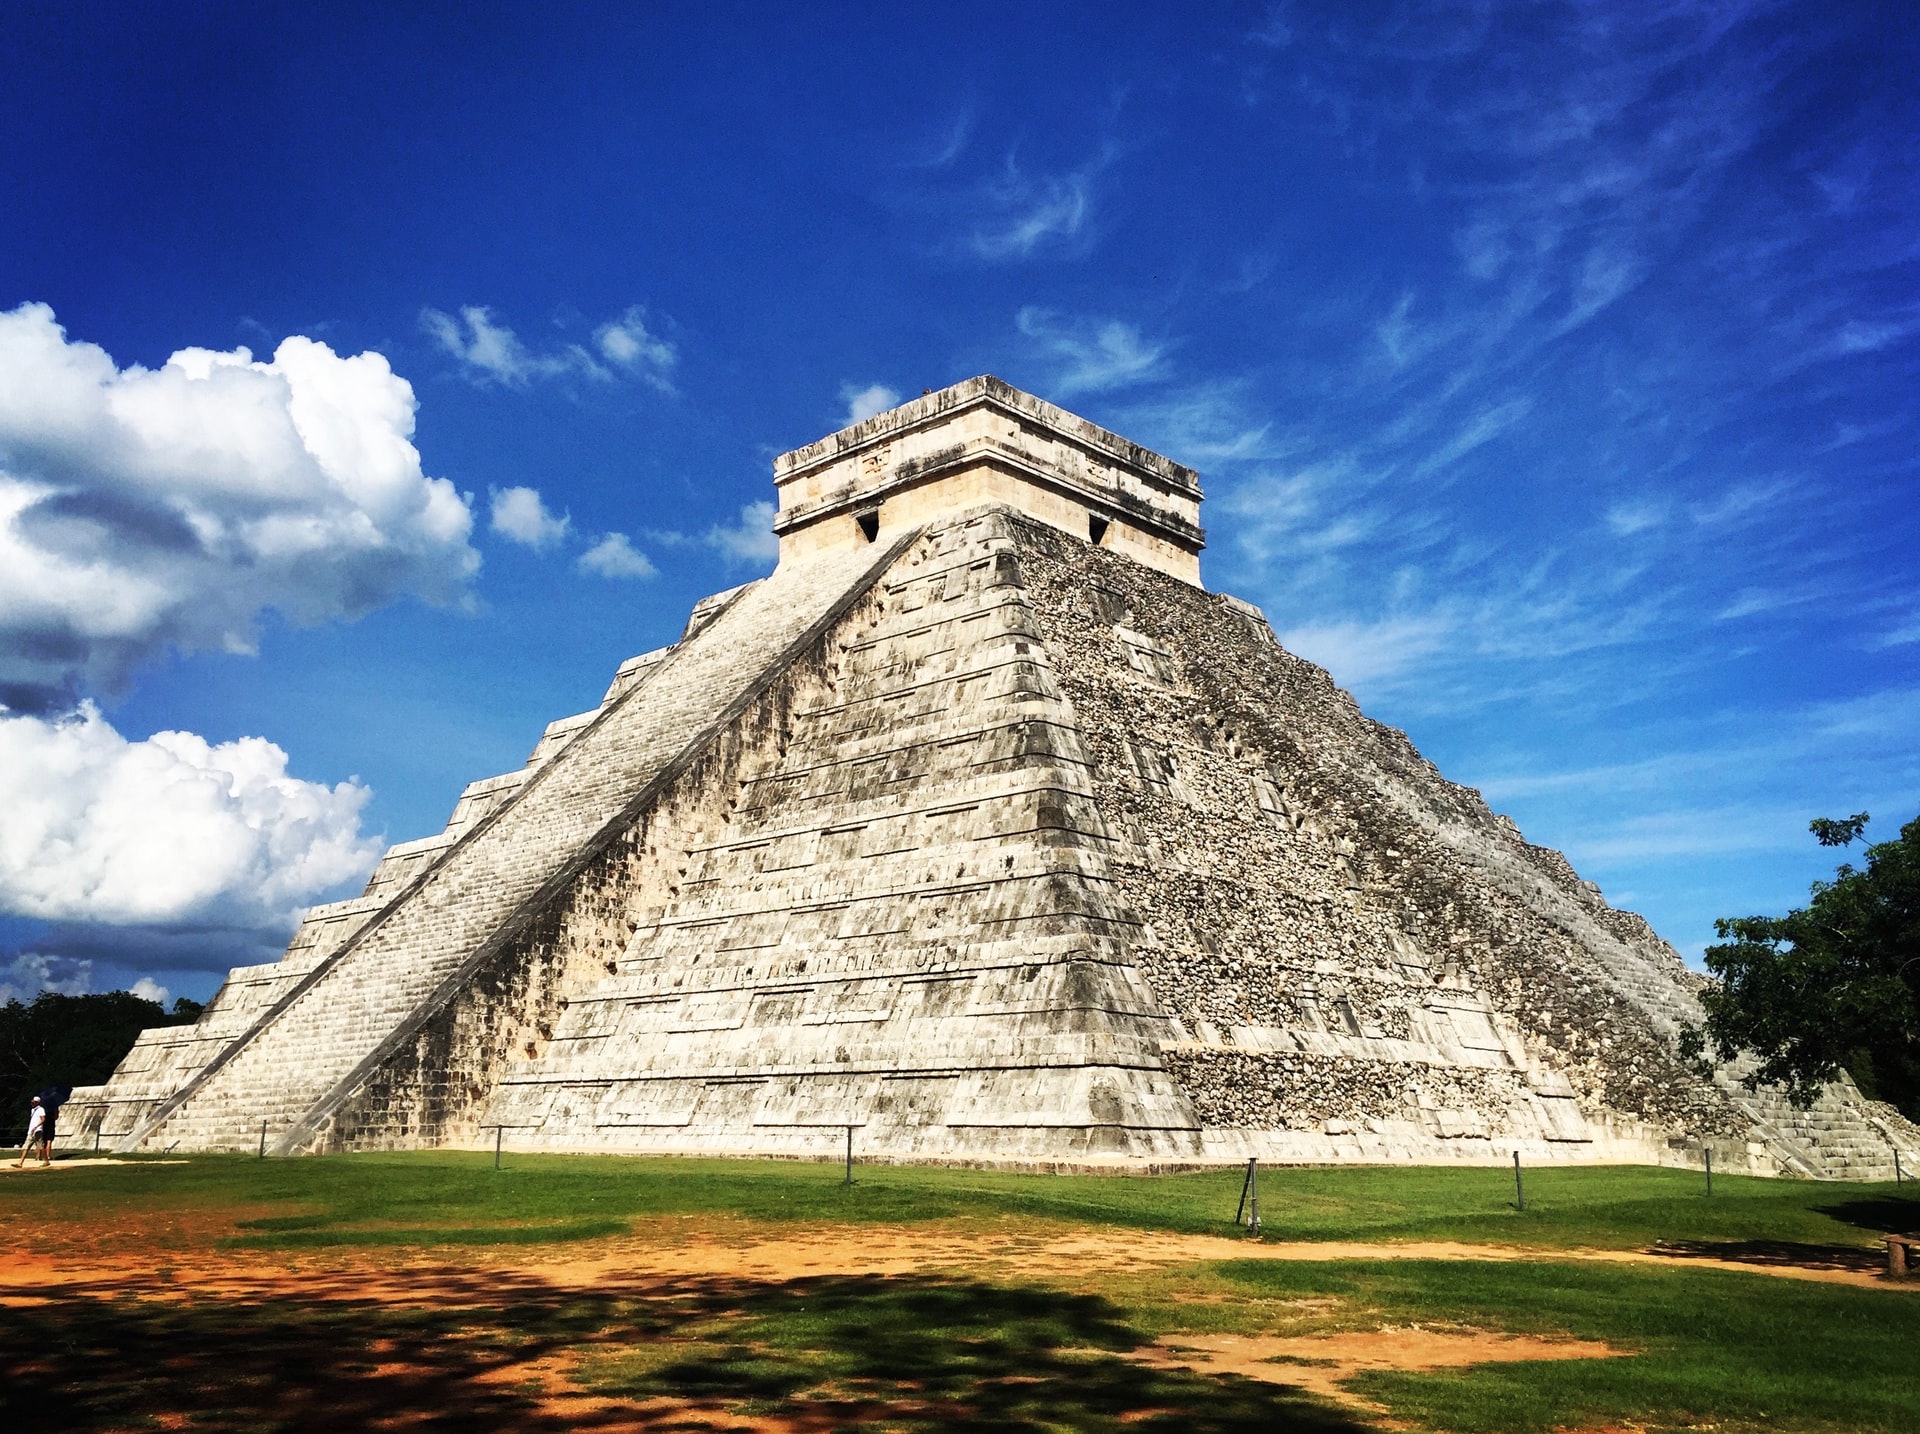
[489,485,571,550]
[0,703,381,930]
[840,383,901,426]
[0,303,478,713]
[705,501,780,568]
[594,307,678,392]
[577,532,657,579]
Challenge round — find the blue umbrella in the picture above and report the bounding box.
[36,1084,72,1116]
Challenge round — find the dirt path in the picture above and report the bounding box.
[0,1219,1904,1298]
[1143,1329,1628,1410]
[523,1227,1904,1290]
[0,1158,184,1173]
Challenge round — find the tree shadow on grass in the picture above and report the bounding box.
[0,1265,1372,1432]
[1648,1238,1886,1272]
[1634,1194,1920,1274]
[1817,1196,1920,1236]
[595,1273,1371,1430]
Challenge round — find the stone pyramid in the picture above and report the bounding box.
[67,378,1920,1176]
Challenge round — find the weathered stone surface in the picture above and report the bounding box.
[62,378,1920,1177]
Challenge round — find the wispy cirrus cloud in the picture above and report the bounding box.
[644,501,781,573]
[422,303,677,392]
[904,109,974,170]
[1871,615,1920,650]
[968,153,1104,260]
[1111,382,1279,466]
[1015,307,1167,394]
[1201,4,1917,742]
[1468,683,1920,941]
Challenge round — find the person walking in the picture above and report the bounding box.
[14,1096,44,1168]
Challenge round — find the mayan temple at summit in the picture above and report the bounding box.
[63,378,1920,1178]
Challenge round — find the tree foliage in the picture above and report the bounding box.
[1683,812,1920,1113]
[0,990,202,1140]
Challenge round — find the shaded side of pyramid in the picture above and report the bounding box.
[999,513,1920,1176]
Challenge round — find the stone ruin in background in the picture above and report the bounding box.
[63,377,1920,1178]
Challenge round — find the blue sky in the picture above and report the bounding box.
[1,1,1915,1005]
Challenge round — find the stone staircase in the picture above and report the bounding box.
[1721,1072,1920,1181]
[66,665,652,1150]
[114,538,911,1155]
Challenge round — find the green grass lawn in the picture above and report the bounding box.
[9,1148,1917,1254]
[6,1152,1917,1432]
[1213,1259,1920,1433]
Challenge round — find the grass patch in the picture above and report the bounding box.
[7,1149,1916,1254]
[1216,1257,1920,1432]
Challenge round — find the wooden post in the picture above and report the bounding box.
[1705,1146,1713,1197]
[494,1126,502,1170]
[844,1125,854,1185]
[1513,1150,1524,1211]
[259,1119,267,1159]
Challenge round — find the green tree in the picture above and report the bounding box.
[1683,812,1920,1113]
[0,990,202,1142]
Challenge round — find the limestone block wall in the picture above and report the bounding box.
[773,377,1205,585]
[322,623,830,1149]
[457,511,1203,1159]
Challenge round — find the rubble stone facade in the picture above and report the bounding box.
[64,378,1920,1177]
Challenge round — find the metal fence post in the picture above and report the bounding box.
[1513,1150,1524,1211]
[259,1119,267,1159]
[1705,1146,1713,1197]
[1248,1157,1260,1235]
[494,1126,503,1170]
[1897,1149,1905,1185]
[844,1125,854,1185]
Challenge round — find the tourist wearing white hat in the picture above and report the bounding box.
[13,1096,47,1168]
